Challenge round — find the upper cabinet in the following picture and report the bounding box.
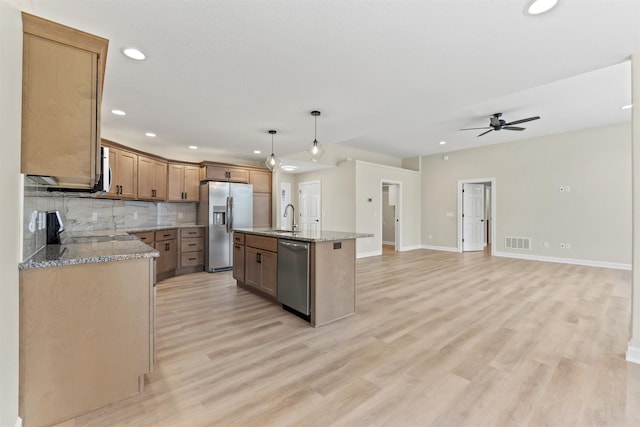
[167,163,200,202]
[201,164,249,183]
[138,155,167,201]
[105,146,137,199]
[21,13,108,189]
[249,170,272,193]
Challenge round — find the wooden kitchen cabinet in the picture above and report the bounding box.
[154,229,177,281]
[202,164,249,183]
[168,163,200,202]
[138,155,167,201]
[233,232,246,282]
[253,193,272,229]
[105,146,138,199]
[21,13,108,190]
[177,228,204,275]
[19,258,153,427]
[243,235,277,297]
[249,170,272,193]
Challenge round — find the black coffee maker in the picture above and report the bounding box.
[46,211,65,245]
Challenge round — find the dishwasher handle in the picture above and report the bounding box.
[279,240,308,250]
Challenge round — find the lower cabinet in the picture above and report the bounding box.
[233,234,245,282]
[154,229,177,281]
[243,235,277,297]
[19,258,154,427]
[177,228,204,274]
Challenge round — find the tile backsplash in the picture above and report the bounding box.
[23,178,197,261]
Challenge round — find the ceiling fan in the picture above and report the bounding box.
[460,112,541,137]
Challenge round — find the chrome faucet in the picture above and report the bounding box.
[283,204,297,231]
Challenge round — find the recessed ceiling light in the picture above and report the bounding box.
[253,150,262,154]
[145,132,156,137]
[188,145,198,150]
[281,165,298,172]
[622,104,633,110]
[111,109,126,116]
[524,0,558,15]
[439,141,447,145]
[122,48,146,61]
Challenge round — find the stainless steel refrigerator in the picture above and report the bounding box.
[198,181,253,272]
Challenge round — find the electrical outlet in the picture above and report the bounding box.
[92,212,98,221]
[133,212,138,220]
[178,212,184,219]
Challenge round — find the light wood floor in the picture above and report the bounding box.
[62,249,640,427]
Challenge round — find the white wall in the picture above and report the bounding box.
[286,143,403,168]
[1,0,23,424]
[355,161,422,256]
[421,123,632,267]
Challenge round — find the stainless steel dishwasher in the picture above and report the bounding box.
[277,239,310,319]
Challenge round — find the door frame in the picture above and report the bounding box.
[457,177,496,255]
[380,179,402,252]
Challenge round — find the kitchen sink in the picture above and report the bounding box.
[270,229,299,234]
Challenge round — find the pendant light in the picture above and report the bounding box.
[307,110,325,162]
[265,130,280,171]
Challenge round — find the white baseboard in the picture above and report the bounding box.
[398,244,422,252]
[15,417,22,427]
[627,343,640,365]
[421,245,461,253]
[493,251,631,270]
[382,240,395,245]
[357,250,382,259]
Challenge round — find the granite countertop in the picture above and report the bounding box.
[235,228,374,243]
[18,224,204,270]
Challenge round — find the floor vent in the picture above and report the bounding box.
[505,236,531,250]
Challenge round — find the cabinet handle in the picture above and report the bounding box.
[189,243,196,247]
[163,233,171,237]
[188,257,197,261]
[165,243,170,251]
[234,244,241,249]
[152,189,156,197]
[256,252,261,264]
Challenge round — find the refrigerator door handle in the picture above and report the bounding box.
[226,196,233,233]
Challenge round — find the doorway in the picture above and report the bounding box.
[458,178,495,254]
[381,181,401,252]
[298,181,321,232]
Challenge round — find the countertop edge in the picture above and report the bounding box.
[19,250,159,270]
[234,228,374,243]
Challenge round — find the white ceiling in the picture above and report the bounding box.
[29,0,640,166]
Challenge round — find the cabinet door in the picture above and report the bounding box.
[249,170,272,193]
[233,243,245,282]
[204,165,229,181]
[154,241,167,274]
[137,155,154,200]
[253,193,272,229]
[228,167,249,183]
[105,147,119,197]
[183,166,200,202]
[155,240,177,274]
[21,14,106,190]
[167,164,185,201]
[260,251,278,297]
[152,160,167,200]
[244,247,261,289]
[116,150,138,199]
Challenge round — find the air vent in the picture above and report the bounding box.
[505,236,531,250]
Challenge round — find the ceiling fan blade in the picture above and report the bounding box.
[477,129,493,137]
[503,126,525,131]
[460,127,491,131]
[505,116,540,126]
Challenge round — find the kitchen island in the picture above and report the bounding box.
[233,228,372,327]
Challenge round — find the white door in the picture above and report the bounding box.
[463,183,485,251]
[299,181,321,232]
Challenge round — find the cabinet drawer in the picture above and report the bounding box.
[180,227,204,238]
[180,251,203,267]
[233,232,245,245]
[155,229,177,242]
[134,231,154,244]
[246,234,277,252]
[181,237,203,252]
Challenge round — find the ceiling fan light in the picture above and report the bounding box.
[525,0,558,16]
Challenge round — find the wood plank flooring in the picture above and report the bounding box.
[60,249,640,427]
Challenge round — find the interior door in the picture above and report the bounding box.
[463,183,485,251]
[299,181,321,232]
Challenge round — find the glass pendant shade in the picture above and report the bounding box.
[307,139,325,162]
[307,110,324,162]
[265,130,280,171]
